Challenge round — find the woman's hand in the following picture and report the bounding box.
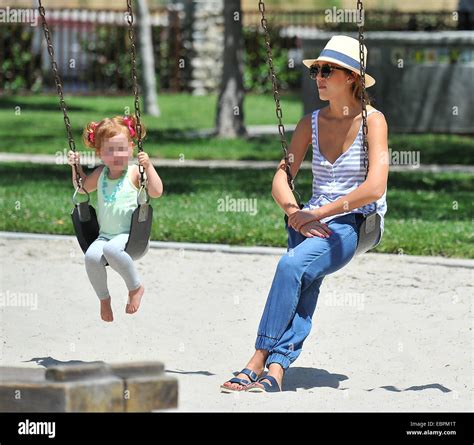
[138,151,151,169]
[298,220,332,238]
[288,210,331,233]
[67,150,80,166]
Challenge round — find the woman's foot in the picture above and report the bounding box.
[126,284,144,314]
[100,297,114,322]
[248,363,284,392]
[221,350,268,392]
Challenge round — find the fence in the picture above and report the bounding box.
[243,9,461,31]
[0,7,187,94]
[0,7,468,95]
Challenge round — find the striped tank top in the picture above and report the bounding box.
[303,108,388,234]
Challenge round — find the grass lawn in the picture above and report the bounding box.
[1,94,473,164]
[0,163,472,258]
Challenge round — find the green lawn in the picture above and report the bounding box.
[1,94,473,163]
[1,163,472,258]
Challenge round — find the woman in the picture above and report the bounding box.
[221,35,388,393]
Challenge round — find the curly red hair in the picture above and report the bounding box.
[83,115,146,154]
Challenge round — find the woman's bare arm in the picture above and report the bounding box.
[271,114,312,217]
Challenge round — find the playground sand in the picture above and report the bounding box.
[0,237,472,412]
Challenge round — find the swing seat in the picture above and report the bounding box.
[124,203,153,259]
[282,207,381,256]
[71,202,100,254]
[354,212,382,255]
[71,202,153,260]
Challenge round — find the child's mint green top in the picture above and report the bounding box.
[97,164,138,239]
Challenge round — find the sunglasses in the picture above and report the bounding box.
[309,64,348,80]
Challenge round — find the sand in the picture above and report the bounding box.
[0,235,472,412]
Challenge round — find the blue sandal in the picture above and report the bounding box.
[246,375,282,393]
[220,368,260,393]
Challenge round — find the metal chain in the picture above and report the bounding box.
[357,0,377,214]
[37,1,82,188]
[125,0,146,188]
[357,0,369,180]
[258,0,299,201]
[38,0,147,191]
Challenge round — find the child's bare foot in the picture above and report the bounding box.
[100,298,114,322]
[126,284,144,314]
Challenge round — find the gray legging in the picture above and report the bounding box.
[84,234,149,300]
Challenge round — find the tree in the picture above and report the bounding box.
[215,0,246,137]
[136,0,160,116]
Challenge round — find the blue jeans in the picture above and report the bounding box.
[255,212,363,370]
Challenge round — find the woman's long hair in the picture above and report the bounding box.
[351,73,372,106]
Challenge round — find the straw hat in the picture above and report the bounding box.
[303,35,376,88]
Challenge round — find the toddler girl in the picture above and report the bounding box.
[68,115,163,322]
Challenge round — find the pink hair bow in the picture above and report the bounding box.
[87,122,98,144]
[123,116,136,138]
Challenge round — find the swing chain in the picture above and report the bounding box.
[37,0,82,189]
[357,0,369,179]
[125,0,146,189]
[258,0,299,200]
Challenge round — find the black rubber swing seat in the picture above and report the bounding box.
[71,200,153,260]
[354,211,382,255]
